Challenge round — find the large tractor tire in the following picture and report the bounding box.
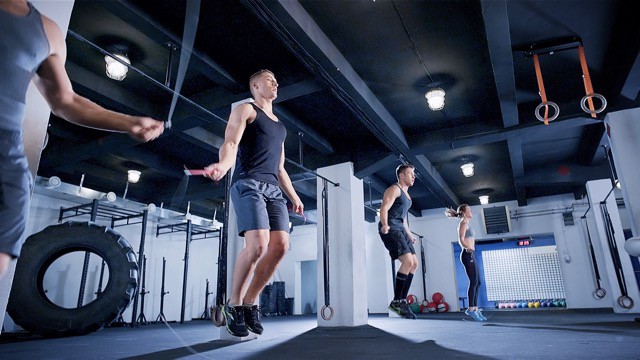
[7,222,138,337]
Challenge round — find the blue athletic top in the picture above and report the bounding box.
[232,103,287,185]
[379,184,412,231]
[465,225,475,238]
[0,2,50,132]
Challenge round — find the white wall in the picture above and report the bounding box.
[278,223,316,314]
[365,222,392,313]
[8,187,633,330]
[387,193,632,312]
[5,192,219,330]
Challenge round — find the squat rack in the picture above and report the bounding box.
[58,199,150,326]
[156,220,220,324]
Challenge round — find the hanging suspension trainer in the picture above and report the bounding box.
[599,201,634,309]
[577,45,607,116]
[524,37,606,124]
[418,235,428,302]
[580,213,606,299]
[298,132,305,167]
[155,257,169,323]
[136,256,149,325]
[95,260,106,297]
[212,174,232,327]
[532,54,559,125]
[320,178,334,321]
[200,279,213,320]
[180,220,193,324]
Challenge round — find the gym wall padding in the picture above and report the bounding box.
[7,222,137,337]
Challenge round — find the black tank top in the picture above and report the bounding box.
[232,103,287,185]
[379,184,412,231]
[0,2,50,132]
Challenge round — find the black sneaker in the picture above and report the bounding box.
[388,299,407,317]
[243,305,263,335]
[222,303,249,337]
[401,300,417,319]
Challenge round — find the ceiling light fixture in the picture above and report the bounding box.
[479,195,489,205]
[105,53,130,81]
[425,87,446,111]
[461,162,475,177]
[127,170,141,184]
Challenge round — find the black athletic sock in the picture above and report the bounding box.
[394,272,408,300]
[402,273,414,300]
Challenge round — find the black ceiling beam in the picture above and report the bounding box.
[514,161,611,187]
[621,55,640,102]
[410,116,600,153]
[289,175,317,200]
[190,79,323,112]
[275,107,334,155]
[508,137,527,205]
[181,126,224,151]
[575,123,605,166]
[181,82,335,155]
[96,1,334,158]
[102,1,335,157]
[59,60,213,165]
[243,0,458,208]
[364,175,388,199]
[51,110,207,166]
[481,0,526,205]
[582,0,640,164]
[103,0,241,92]
[68,58,227,128]
[354,153,398,179]
[67,62,158,117]
[481,0,519,129]
[275,79,325,102]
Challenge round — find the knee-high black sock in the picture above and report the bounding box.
[401,273,414,300]
[394,272,408,300]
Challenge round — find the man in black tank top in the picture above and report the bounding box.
[0,1,165,279]
[205,70,303,337]
[378,164,419,319]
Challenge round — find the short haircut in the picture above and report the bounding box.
[249,69,275,96]
[396,164,414,180]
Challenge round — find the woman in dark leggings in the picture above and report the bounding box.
[445,205,486,321]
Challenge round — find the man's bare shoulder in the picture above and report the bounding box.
[39,14,64,56]
[384,184,401,196]
[231,102,258,123]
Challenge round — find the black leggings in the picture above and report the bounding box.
[461,250,481,307]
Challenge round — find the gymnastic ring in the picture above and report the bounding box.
[535,101,559,123]
[580,93,607,114]
[211,305,225,327]
[321,305,334,320]
[593,288,606,299]
[617,295,634,309]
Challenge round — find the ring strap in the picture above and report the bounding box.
[533,54,550,125]
[578,46,597,118]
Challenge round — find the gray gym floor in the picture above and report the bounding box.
[2,309,639,359]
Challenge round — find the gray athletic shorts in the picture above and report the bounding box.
[231,178,289,237]
[0,129,31,258]
[379,229,416,260]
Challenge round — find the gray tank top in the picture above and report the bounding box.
[465,225,475,238]
[0,2,50,132]
[379,184,412,231]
